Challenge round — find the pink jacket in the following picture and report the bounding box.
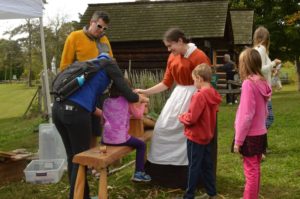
[102,96,145,144]
[234,75,272,146]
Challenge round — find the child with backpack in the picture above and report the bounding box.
[233,48,272,199]
[102,79,151,182]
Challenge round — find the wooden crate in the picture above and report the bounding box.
[0,159,29,185]
[0,150,32,185]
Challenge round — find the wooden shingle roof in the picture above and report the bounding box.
[230,10,254,45]
[80,0,229,42]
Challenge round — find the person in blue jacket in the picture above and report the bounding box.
[52,56,148,199]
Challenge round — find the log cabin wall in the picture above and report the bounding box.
[110,40,168,70]
[111,39,214,70]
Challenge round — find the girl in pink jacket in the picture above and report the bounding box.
[102,80,151,182]
[233,48,272,199]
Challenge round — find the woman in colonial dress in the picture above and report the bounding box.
[136,28,211,188]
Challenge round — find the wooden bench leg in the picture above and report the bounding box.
[74,165,86,199]
[98,168,108,199]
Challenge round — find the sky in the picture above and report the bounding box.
[0,0,135,39]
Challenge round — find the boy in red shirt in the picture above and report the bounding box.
[179,63,222,199]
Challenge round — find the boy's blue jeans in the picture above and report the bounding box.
[184,139,216,199]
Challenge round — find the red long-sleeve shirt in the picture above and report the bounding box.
[179,87,222,145]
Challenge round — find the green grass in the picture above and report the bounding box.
[0,117,42,151]
[0,82,300,198]
[0,84,37,119]
[0,84,43,152]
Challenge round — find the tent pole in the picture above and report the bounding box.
[39,16,52,123]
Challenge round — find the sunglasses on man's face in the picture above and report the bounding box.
[97,24,108,31]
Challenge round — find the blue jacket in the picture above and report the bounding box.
[68,59,139,112]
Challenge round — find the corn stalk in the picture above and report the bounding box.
[129,69,171,115]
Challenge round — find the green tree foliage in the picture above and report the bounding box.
[2,16,75,85]
[284,10,300,90]
[6,19,42,86]
[0,39,24,81]
[47,16,76,70]
[230,0,300,62]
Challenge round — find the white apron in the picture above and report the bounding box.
[148,84,196,165]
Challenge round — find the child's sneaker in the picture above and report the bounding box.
[131,171,151,182]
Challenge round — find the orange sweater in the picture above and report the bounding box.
[162,49,211,88]
[60,30,113,71]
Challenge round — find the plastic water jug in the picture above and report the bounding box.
[39,123,67,161]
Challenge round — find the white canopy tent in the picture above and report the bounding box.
[0,0,52,122]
